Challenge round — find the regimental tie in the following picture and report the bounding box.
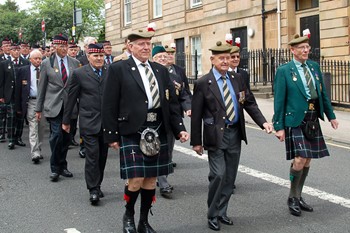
[141,63,160,109]
[35,67,40,86]
[302,64,318,99]
[14,58,18,65]
[95,68,101,78]
[61,59,67,84]
[106,56,111,65]
[222,76,235,122]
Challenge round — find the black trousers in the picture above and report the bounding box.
[82,130,108,192]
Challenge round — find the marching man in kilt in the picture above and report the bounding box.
[102,28,189,233]
[273,32,339,216]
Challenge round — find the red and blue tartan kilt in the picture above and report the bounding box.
[119,121,173,180]
[285,110,330,160]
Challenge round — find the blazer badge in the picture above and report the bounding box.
[22,80,28,85]
[165,89,169,100]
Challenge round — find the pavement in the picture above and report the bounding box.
[245,98,350,146]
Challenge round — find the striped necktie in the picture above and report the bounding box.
[35,67,40,86]
[141,63,160,109]
[222,76,235,122]
[302,64,318,99]
[61,59,67,84]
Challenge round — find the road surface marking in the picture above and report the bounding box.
[174,144,350,209]
[64,228,81,233]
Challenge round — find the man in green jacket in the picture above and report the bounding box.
[273,34,339,217]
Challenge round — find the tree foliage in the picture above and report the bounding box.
[0,0,105,45]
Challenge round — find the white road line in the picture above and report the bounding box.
[64,228,81,233]
[174,144,350,209]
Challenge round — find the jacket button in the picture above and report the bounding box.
[220,128,223,130]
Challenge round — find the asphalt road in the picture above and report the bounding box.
[0,119,349,233]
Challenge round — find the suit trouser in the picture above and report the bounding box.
[27,99,46,158]
[207,126,241,219]
[82,131,108,191]
[0,103,6,135]
[158,133,175,189]
[46,108,71,173]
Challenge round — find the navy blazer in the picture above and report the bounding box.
[15,65,33,115]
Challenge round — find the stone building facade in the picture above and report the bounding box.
[104,0,350,76]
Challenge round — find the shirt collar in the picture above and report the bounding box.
[212,67,228,81]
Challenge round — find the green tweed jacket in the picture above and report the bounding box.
[273,59,336,131]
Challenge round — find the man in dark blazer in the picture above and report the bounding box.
[15,49,45,163]
[273,34,338,217]
[229,45,250,91]
[102,30,189,233]
[102,40,114,65]
[0,43,30,149]
[62,43,108,205]
[165,46,192,97]
[191,41,272,231]
[0,38,12,142]
[35,34,80,182]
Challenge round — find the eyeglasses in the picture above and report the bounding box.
[231,55,240,59]
[295,45,311,51]
[154,55,167,59]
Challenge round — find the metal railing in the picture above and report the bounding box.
[176,49,350,107]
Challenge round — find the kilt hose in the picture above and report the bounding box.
[285,109,329,160]
[119,109,173,179]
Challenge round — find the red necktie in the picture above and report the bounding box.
[61,59,67,84]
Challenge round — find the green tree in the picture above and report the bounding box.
[29,0,105,42]
[0,0,27,42]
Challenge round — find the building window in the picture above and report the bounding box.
[124,0,131,25]
[296,0,319,11]
[191,36,202,76]
[153,0,162,18]
[190,0,202,8]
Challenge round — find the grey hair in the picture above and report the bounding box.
[29,49,42,57]
[83,37,97,46]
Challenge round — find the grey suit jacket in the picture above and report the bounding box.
[35,54,80,118]
[63,64,107,135]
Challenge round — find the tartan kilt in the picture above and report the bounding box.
[119,111,173,179]
[285,110,329,160]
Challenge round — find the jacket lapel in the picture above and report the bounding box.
[86,65,100,82]
[149,62,164,100]
[53,57,64,87]
[208,69,225,110]
[306,61,321,94]
[289,62,308,98]
[127,58,146,94]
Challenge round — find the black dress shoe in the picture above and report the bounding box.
[15,139,26,147]
[123,213,137,233]
[60,169,73,177]
[32,156,40,164]
[137,220,156,233]
[50,173,59,182]
[288,197,301,216]
[208,217,220,231]
[160,186,172,198]
[0,134,5,142]
[70,139,79,146]
[39,155,44,160]
[90,193,100,205]
[79,149,86,158]
[219,215,233,225]
[98,189,104,198]
[299,197,313,212]
[8,143,15,150]
[172,162,177,167]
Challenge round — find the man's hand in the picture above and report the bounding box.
[109,142,120,150]
[263,122,273,134]
[0,98,4,103]
[36,112,41,121]
[275,129,285,142]
[330,119,339,130]
[62,124,70,133]
[178,131,189,143]
[185,110,191,117]
[193,145,204,155]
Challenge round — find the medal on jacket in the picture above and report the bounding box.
[8,64,11,69]
[165,89,169,100]
[22,80,28,85]
[239,91,246,104]
[54,66,59,73]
